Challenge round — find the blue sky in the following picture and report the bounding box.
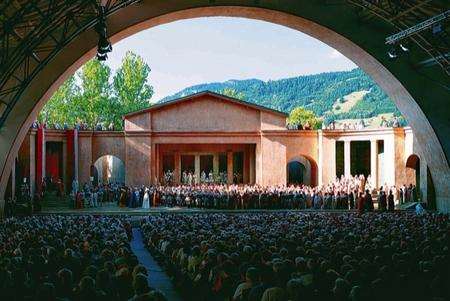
[107,17,357,101]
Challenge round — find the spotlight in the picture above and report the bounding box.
[388,47,398,59]
[95,5,112,61]
[97,52,108,61]
[399,43,409,52]
[98,36,112,54]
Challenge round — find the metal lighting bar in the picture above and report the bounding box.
[386,9,450,44]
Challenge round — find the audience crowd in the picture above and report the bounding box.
[0,215,167,300]
[141,212,449,301]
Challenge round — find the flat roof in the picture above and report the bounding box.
[123,90,288,119]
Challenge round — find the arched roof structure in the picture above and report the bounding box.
[0,1,449,210]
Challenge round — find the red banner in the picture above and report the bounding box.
[66,129,75,190]
[36,127,44,193]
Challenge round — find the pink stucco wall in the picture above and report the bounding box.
[124,113,151,131]
[125,135,152,187]
[260,111,286,131]
[91,133,125,163]
[151,96,262,132]
[77,133,92,185]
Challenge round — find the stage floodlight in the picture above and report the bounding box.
[95,5,112,61]
[388,47,398,59]
[97,52,108,61]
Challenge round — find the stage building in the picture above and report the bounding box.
[6,91,432,203]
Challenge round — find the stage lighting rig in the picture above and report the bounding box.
[95,5,112,61]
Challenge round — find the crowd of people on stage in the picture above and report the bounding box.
[0,215,168,300]
[163,170,236,186]
[141,211,449,301]
[32,115,404,133]
[72,182,123,209]
[320,116,403,131]
[69,173,419,213]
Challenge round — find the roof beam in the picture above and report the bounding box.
[386,9,450,44]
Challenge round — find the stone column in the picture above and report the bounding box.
[318,130,323,186]
[255,142,262,185]
[227,151,233,184]
[174,152,181,184]
[194,154,200,184]
[370,140,378,189]
[383,137,396,186]
[249,149,255,184]
[213,154,219,176]
[344,140,351,177]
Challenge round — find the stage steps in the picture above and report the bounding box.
[40,192,71,208]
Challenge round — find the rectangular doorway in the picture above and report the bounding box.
[162,154,174,173]
[336,141,344,178]
[200,155,213,174]
[181,155,195,173]
[350,141,371,177]
[233,152,244,184]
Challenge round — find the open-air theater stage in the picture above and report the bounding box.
[7,91,426,215]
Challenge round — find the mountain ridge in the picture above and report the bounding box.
[160,68,402,124]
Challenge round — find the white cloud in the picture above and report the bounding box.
[329,49,344,59]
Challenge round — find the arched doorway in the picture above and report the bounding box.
[287,161,305,185]
[93,155,125,186]
[0,3,449,211]
[287,156,316,186]
[406,154,420,188]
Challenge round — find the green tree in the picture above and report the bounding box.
[38,51,154,130]
[288,107,322,129]
[220,88,245,100]
[112,51,153,128]
[38,75,79,126]
[77,59,112,128]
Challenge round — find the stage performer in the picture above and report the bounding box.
[142,188,150,209]
[119,188,127,207]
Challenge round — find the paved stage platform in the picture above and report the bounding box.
[37,203,365,216]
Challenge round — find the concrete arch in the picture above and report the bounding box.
[0,3,449,210]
